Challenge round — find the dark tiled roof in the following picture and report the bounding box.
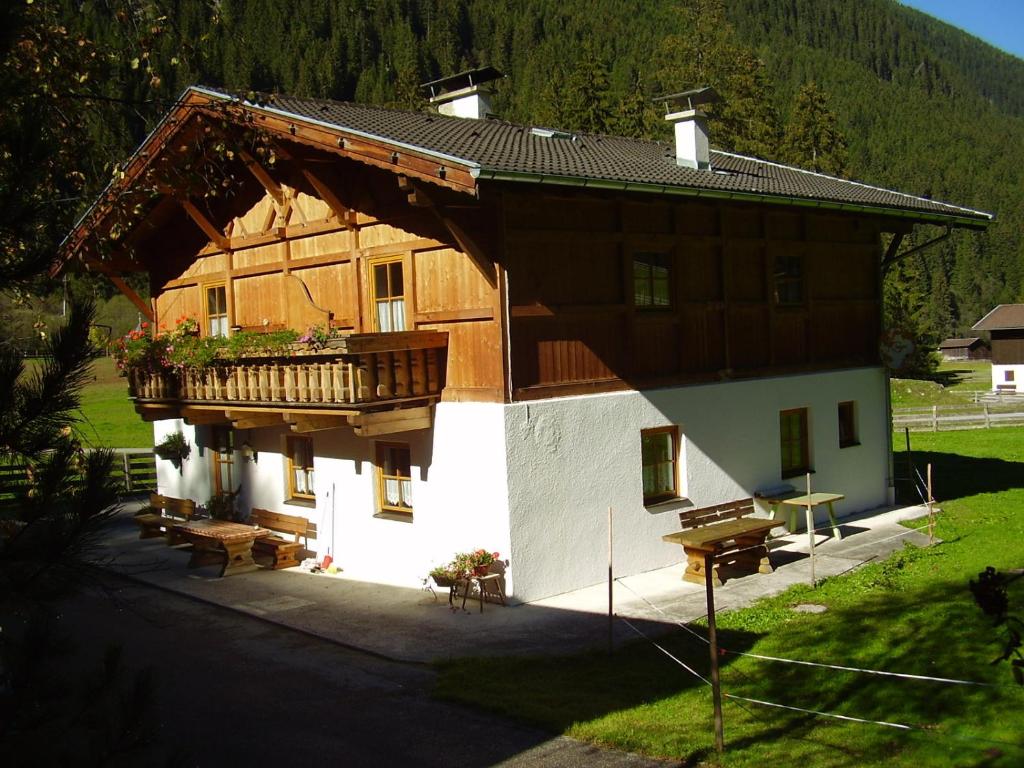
[938,337,981,348]
[973,304,1024,330]
[195,86,993,225]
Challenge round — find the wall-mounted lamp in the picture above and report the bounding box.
[241,440,258,463]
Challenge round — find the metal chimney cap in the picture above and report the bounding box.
[653,86,722,114]
[420,66,505,99]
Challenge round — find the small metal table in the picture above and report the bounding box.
[777,492,845,539]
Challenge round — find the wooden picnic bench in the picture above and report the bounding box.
[134,493,197,543]
[662,498,783,587]
[248,508,317,569]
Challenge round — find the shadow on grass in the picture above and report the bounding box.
[434,624,764,733]
[893,448,1024,504]
[721,575,1022,762]
[436,570,1023,765]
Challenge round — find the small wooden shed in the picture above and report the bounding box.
[937,337,989,361]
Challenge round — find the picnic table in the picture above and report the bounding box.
[173,519,271,577]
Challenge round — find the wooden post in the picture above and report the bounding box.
[806,471,816,587]
[932,405,938,432]
[983,404,990,429]
[607,506,614,656]
[904,427,913,504]
[704,552,725,755]
[927,462,935,546]
[122,451,132,493]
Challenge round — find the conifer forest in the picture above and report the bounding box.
[4,0,1024,350]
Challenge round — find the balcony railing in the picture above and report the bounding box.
[128,331,447,409]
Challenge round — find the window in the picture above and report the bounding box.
[205,284,229,337]
[641,427,679,504]
[1007,370,1016,383]
[838,401,858,448]
[371,258,406,332]
[376,442,413,517]
[780,408,810,478]
[633,252,671,309]
[773,254,804,306]
[286,436,315,501]
[210,425,234,495]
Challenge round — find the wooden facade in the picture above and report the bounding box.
[991,330,1024,365]
[503,190,882,400]
[70,95,893,431]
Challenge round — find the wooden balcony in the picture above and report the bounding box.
[129,331,448,436]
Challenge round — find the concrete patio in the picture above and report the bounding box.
[95,502,935,663]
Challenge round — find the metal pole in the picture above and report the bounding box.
[927,463,935,545]
[806,471,816,587]
[607,506,614,655]
[704,552,725,755]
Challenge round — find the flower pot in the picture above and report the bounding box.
[472,565,490,577]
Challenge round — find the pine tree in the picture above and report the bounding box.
[654,0,782,157]
[781,82,849,175]
[552,42,616,134]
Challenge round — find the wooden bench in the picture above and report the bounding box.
[248,508,317,570]
[134,493,197,542]
[662,498,783,587]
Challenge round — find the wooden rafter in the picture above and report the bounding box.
[180,406,230,425]
[226,411,286,429]
[300,166,350,222]
[179,198,229,252]
[83,256,154,321]
[402,177,496,287]
[238,149,285,207]
[284,414,349,433]
[351,406,432,436]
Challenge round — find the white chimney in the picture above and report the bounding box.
[422,66,504,120]
[432,84,495,120]
[666,109,711,170]
[655,86,722,171]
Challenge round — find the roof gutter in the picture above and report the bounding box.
[471,168,993,230]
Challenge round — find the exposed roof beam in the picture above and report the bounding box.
[300,166,350,222]
[178,198,230,251]
[83,255,154,321]
[285,414,350,433]
[238,149,285,207]
[225,411,286,429]
[401,177,496,287]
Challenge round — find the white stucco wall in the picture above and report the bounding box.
[150,367,889,602]
[991,363,1023,393]
[503,367,891,602]
[153,402,512,590]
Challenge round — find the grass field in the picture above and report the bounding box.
[891,359,992,407]
[73,357,152,448]
[435,427,1024,766]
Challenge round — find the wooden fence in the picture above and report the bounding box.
[0,449,157,509]
[892,404,1024,432]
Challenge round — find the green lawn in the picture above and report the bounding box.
[75,357,152,448]
[890,360,992,408]
[435,427,1024,766]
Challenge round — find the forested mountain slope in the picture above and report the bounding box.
[59,0,1024,344]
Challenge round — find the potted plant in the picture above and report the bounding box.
[428,564,464,588]
[454,549,500,577]
[205,490,239,521]
[153,431,190,471]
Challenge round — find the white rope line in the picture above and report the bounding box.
[732,650,994,687]
[724,693,915,731]
[614,578,997,688]
[618,616,712,687]
[701,519,933,560]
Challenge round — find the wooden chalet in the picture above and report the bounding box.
[937,337,988,361]
[60,77,994,599]
[973,305,1024,393]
